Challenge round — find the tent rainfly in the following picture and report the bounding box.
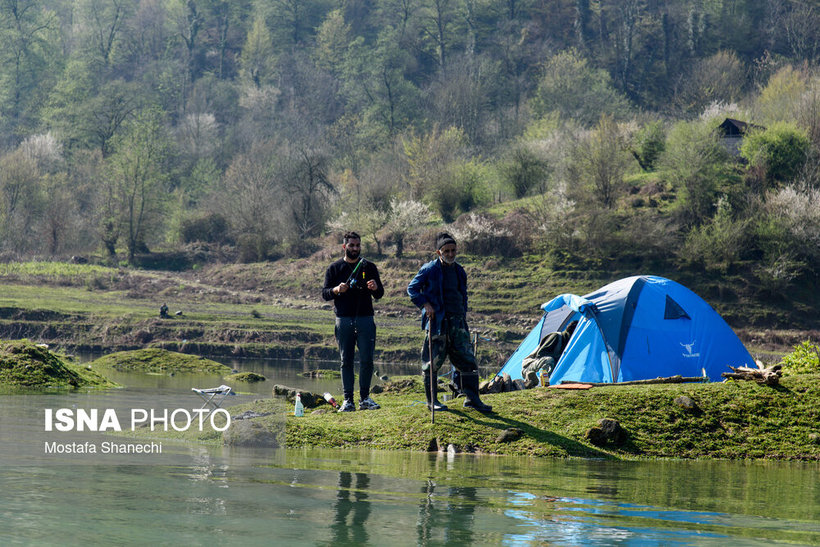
[497,275,755,384]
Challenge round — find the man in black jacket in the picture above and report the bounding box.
[322,232,385,411]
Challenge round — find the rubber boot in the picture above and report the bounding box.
[460,371,492,413]
[424,372,448,411]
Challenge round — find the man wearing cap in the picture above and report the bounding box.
[407,232,492,413]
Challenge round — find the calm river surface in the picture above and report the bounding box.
[2,358,820,545]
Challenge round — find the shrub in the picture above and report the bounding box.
[449,213,516,256]
[740,122,810,186]
[680,197,751,272]
[499,145,550,198]
[429,159,490,222]
[180,212,230,244]
[758,185,820,273]
[660,119,734,227]
[632,121,665,171]
[525,183,577,254]
[779,340,820,376]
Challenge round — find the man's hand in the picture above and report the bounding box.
[423,302,435,318]
[335,282,349,295]
[366,279,377,291]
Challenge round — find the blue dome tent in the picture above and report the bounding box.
[498,276,755,384]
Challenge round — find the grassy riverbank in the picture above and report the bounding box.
[131,373,820,460]
[282,375,820,460]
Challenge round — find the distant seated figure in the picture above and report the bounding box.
[521,320,579,383]
[159,303,169,318]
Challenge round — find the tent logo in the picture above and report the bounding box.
[681,341,700,358]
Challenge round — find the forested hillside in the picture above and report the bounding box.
[0,0,818,307]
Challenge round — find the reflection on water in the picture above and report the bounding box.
[418,480,478,545]
[2,357,820,544]
[332,472,370,544]
[2,442,820,544]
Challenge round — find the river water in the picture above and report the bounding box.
[2,358,820,545]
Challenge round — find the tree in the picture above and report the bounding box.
[386,198,431,257]
[239,15,276,87]
[499,144,550,198]
[75,0,131,70]
[755,65,808,125]
[402,125,467,201]
[0,0,60,144]
[631,120,665,172]
[419,0,459,68]
[342,27,420,139]
[530,49,632,126]
[315,9,350,74]
[103,108,172,264]
[779,1,820,64]
[660,119,734,227]
[568,115,631,209]
[216,142,280,261]
[674,51,746,114]
[0,148,42,253]
[281,146,335,241]
[266,0,329,48]
[40,172,77,255]
[428,52,499,145]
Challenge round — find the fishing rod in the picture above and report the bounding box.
[429,329,435,425]
[345,257,367,287]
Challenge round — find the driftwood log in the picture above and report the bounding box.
[721,364,782,386]
[565,375,706,387]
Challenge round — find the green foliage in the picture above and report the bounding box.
[428,158,490,223]
[756,65,808,125]
[660,119,734,227]
[779,341,820,376]
[568,115,632,209]
[180,212,230,244]
[239,16,277,87]
[632,121,666,172]
[681,198,751,272]
[530,49,632,126]
[499,145,550,198]
[0,0,62,141]
[0,0,815,281]
[674,51,745,113]
[740,122,810,186]
[105,107,173,263]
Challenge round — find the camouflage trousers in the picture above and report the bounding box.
[421,315,479,391]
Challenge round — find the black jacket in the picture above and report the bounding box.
[322,258,384,317]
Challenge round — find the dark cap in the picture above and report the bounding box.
[435,232,456,250]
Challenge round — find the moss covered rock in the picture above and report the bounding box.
[90,348,230,374]
[225,371,266,382]
[0,339,116,389]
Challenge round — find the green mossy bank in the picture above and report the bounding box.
[133,374,820,460]
[0,339,117,390]
[279,375,820,460]
[90,348,231,374]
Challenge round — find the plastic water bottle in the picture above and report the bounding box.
[294,393,304,417]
